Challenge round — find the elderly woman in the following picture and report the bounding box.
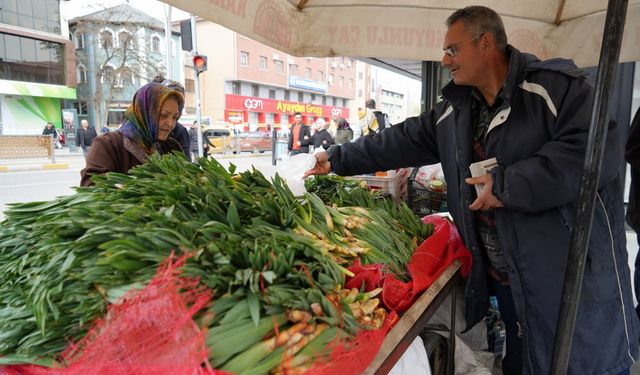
[333,117,353,145]
[80,83,185,186]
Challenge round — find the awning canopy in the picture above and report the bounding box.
[162,0,640,68]
[0,79,77,100]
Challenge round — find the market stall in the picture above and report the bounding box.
[0,154,470,374]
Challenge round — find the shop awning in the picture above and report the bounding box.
[163,0,640,68]
[0,79,77,100]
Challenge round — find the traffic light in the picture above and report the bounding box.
[193,55,207,75]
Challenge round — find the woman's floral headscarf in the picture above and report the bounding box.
[118,83,184,155]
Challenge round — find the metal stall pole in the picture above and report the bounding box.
[550,0,628,373]
[272,128,278,166]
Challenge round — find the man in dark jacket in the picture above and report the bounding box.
[287,112,311,155]
[306,6,638,375]
[311,118,333,151]
[627,108,640,320]
[77,119,98,159]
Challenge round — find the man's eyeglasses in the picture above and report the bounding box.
[443,33,484,57]
[161,79,185,94]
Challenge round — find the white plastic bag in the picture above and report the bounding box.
[275,153,317,196]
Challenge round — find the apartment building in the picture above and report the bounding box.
[183,20,355,132]
[0,0,76,135]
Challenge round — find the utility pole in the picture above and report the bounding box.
[163,4,172,78]
[191,15,204,158]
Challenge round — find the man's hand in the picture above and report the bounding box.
[303,151,332,178]
[303,135,310,140]
[465,175,504,211]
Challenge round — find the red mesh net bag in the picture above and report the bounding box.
[4,254,224,375]
[302,312,398,375]
[346,215,472,314]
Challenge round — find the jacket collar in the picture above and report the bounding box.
[441,45,540,107]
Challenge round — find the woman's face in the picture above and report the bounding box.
[157,97,180,141]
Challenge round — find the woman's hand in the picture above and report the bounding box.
[304,151,332,178]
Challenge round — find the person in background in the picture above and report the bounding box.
[311,118,333,151]
[287,112,311,155]
[333,117,353,145]
[305,5,638,374]
[627,108,640,321]
[77,119,97,159]
[42,122,62,149]
[359,99,390,136]
[188,121,214,161]
[80,83,185,186]
[152,75,190,159]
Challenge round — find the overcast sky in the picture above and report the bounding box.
[61,0,190,22]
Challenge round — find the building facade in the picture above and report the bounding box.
[0,0,76,135]
[183,20,355,132]
[69,4,182,130]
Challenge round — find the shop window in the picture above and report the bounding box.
[268,89,275,99]
[232,81,241,95]
[101,65,114,84]
[343,98,348,107]
[298,92,303,102]
[74,32,84,49]
[73,100,88,115]
[332,97,337,106]
[274,60,283,74]
[284,89,290,101]
[152,36,160,53]
[119,31,131,48]
[100,30,113,49]
[252,84,259,97]
[77,65,87,84]
[240,51,249,67]
[289,64,298,77]
[311,93,316,102]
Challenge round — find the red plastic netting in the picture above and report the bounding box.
[302,312,398,375]
[4,254,224,375]
[346,215,472,313]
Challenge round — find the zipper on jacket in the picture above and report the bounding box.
[597,193,636,363]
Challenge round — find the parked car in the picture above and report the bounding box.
[203,128,232,154]
[233,132,272,153]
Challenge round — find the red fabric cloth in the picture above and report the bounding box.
[346,215,472,313]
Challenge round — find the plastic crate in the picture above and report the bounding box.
[350,168,410,202]
[407,168,448,216]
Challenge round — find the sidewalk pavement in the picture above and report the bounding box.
[0,147,83,172]
[0,147,272,172]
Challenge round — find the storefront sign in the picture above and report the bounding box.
[226,110,244,124]
[225,94,348,120]
[288,77,327,93]
[0,79,76,99]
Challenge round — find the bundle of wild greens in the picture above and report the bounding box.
[0,154,432,372]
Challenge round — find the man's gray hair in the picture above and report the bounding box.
[446,6,508,52]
